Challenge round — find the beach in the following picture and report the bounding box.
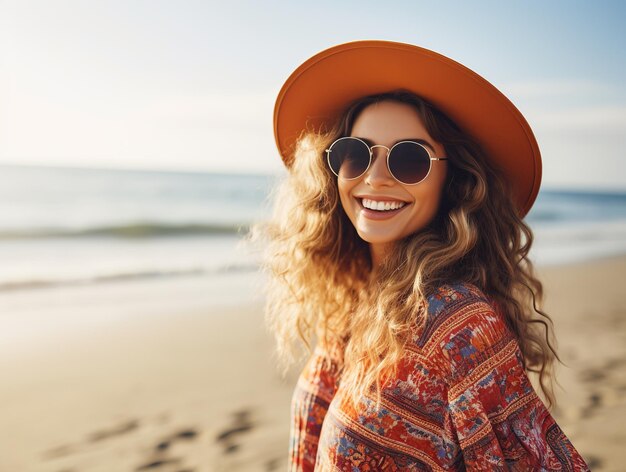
[534,255,626,471]
[0,255,624,471]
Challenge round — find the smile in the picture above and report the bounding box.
[361,198,407,211]
[357,198,410,219]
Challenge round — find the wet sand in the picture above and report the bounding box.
[1,257,624,471]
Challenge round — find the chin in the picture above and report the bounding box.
[357,232,400,245]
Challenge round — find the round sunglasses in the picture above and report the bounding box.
[325,136,448,185]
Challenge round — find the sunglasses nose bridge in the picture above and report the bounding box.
[364,144,394,182]
[368,144,391,167]
[369,144,391,158]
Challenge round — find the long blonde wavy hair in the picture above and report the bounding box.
[246,89,562,412]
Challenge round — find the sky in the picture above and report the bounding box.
[0,0,624,190]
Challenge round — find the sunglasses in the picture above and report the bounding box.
[325,136,448,185]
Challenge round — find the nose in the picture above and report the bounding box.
[364,146,394,187]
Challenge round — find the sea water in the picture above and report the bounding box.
[0,164,624,293]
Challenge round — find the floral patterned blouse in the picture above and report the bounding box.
[288,282,590,471]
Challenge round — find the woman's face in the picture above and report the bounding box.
[337,100,448,263]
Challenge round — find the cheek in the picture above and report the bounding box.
[409,172,448,215]
[426,174,449,216]
[337,180,354,210]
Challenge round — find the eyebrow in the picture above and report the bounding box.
[356,137,437,154]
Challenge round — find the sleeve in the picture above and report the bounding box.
[288,333,346,472]
[438,300,590,471]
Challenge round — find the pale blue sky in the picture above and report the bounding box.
[0,0,624,190]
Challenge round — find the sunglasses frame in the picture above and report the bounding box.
[325,136,448,185]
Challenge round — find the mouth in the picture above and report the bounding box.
[356,197,411,215]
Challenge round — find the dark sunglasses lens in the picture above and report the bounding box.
[388,142,431,184]
[327,138,370,179]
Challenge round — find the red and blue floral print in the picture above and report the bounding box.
[289,282,590,471]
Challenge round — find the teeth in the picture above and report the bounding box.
[362,198,406,211]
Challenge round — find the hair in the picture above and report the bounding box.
[245,89,562,412]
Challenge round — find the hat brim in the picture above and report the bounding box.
[273,40,541,218]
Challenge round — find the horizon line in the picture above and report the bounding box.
[0,162,624,194]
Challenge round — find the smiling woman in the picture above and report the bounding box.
[248,40,590,470]
[336,99,449,270]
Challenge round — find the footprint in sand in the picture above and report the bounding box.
[87,419,140,442]
[580,391,603,419]
[265,456,282,471]
[154,428,199,452]
[215,409,255,455]
[581,356,626,384]
[41,419,141,460]
[41,443,80,460]
[135,456,183,470]
[134,427,200,471]
[578,354,626,419]
[579,367,606,383]
[585,454,604,470]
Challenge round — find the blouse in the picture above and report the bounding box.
[288,282,590,471]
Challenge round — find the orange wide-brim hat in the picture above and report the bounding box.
[273,40,541,218]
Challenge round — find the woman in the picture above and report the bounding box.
[249,41,589,471]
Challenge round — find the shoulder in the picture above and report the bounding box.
[414,281,501,345]
[414,281,516,382]
[426,281,491,321]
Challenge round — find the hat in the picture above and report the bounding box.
[273,40,541,218]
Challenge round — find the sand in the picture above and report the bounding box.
[535,256,626,471]
[1,257,624,471]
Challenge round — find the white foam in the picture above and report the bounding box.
[529,219,626,266]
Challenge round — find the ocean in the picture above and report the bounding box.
[1,164,625,293]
